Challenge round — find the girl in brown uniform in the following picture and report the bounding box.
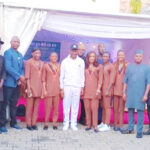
[42,52,60,130]
[84,51,103,132]
[99,51,115,132]
[25,49,44,130]
[113,50,128,131]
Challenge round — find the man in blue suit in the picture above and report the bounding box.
[0,36,25,132]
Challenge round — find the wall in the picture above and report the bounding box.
[120,0,150,15]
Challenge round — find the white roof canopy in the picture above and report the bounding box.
[43,10,150,39]
[1,0,150,55]
[0,0,121,14]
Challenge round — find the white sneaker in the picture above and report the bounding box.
[71,125,78,131]
[98,122,104,129]
[63,124,69,131]
[99,124,111,132]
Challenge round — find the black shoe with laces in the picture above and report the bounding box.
[43,126,48,130]
[136,132,143,138]
[27,126,33,131]
[85,127,91,131]
[94,129,99,133]
[53,126,58,130]
[120,128,134,134]
[143,129,150,135]
[32,125,38,130]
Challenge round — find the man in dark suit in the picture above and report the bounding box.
[0,36,25,133]
[78,42,86,125]
[0,38,6,134]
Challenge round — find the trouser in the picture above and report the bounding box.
[0,86,20,127]
[98,100,103,123]
[63,86,81,126]
[79,99,85,122]
[147,92,150,128]
[102,96,111,125]
[84,99,99,128]
[113,95,125,127]
[128,108,144,133]
[44,95,60,126]
[147,104,150,128]
[0,101,2,125]
[26,97,40,126]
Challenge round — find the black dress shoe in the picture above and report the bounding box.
[120,129,134,134]
[11,124,22,129]
[27,126,33,131]
[114,127,121,131]
[143,129,150,135]
[32,125,38,130]
[94,129,99,133]
[85,127,91,131]
[43,126,48,130]
[53,126,58,130]
[136,132,143,138]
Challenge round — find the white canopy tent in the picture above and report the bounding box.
[0,0,150,55]
[43,11,150,39]
[0,0,121,14]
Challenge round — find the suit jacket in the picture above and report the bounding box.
[0,55,6,101]
[4,48,24,88]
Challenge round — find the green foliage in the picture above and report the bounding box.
[130,0,142,14]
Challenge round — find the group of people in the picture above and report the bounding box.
[0,36,150,139]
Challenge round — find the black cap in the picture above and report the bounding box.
[70,44,78,50]
[0,38,4,45]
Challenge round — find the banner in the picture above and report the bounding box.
[24,41,61,61]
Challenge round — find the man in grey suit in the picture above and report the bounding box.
[0,38,6,134]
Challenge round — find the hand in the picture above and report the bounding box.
[19,76,26,85]
[105,90,109,96]
[0,79,4,89]
[60,89,64,99]
[123,93,127,101]
[18,80,21,85]
[142,95,148,102]
[43,90,47,97]
[80,88,84,96]
[95,89,101,99]
[80,95,84,99]
[96,89,101,96]
[27,88,32,98]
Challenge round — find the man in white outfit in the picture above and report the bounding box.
[60,44,85,131]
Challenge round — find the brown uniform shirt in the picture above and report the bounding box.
[102,62,115,97]
[42,63,60,97]
[84,65,103,99]
[113,61,128,96]
[25,58,44,97]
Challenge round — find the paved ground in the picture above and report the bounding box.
[0,123,150,150]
